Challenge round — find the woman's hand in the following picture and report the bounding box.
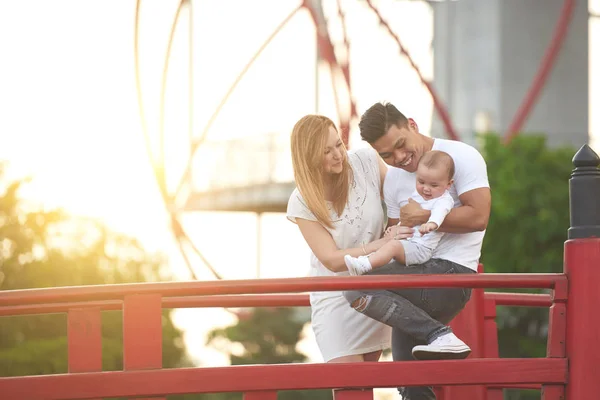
[384,224,414,240]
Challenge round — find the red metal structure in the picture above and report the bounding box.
[134,0,466,283]
[0,144,599,399]
[0,274,570,399]
[131,0,578,285]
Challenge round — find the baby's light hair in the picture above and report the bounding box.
[419,150,455,180]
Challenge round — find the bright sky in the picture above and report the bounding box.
[0,2,598,397]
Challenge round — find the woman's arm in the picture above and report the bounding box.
[296,218,391,272]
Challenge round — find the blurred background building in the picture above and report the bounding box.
[431,0,589,148]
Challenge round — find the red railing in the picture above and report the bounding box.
[0,269,580,400]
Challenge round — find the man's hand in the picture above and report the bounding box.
[384,226,394,238]
[400,198,430,228]
[384,225,414,240]
[419,221,438,235]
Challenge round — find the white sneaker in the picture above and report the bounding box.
[344,255,372,276]
[411,332,471,360]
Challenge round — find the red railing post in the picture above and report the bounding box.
[68,307,102,373]
[482,298,503,400]
[542,279,567,399]
[68,307,102,400]
[68,306,102,400]
[123,294,164,400]
[482,298,499,359]
[564,145,600,400]
[433,386,445,400]
[564,236,600,399]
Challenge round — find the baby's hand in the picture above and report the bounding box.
[384,224,413,240]
[419,222,438,235]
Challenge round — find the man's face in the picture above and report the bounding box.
[371,121,422,172]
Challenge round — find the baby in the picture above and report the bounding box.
[344,150,455,275]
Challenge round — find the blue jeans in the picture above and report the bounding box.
[343,258,475,400]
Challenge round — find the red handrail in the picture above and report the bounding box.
[0,292,554,317]
[0,359,566,399]
[0,274,565,307]
[485,292,552,307]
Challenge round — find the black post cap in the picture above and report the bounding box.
[568,144,600,239]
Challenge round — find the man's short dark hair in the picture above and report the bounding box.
[358,102,409,144]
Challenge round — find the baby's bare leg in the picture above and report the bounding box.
[369,240,406,268]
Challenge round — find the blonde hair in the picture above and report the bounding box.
[291,115,352,229]
[419,150,455,180]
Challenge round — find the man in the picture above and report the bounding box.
[343,102,491,400]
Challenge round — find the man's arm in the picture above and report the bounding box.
[400,187,491,233]
[438,187,490,232]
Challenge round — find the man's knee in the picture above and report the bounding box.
[343,290,370,312]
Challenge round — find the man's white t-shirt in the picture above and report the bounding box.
[383,139,490,271]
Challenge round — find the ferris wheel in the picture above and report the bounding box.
[133,0,575,282]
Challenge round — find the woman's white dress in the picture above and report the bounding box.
[287,146,392,362]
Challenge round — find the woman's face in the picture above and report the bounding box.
[322,125,345,175]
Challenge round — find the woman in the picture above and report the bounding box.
[286,114,393,363]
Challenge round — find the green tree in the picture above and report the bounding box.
[206,308,307,366]
[0,164,191,377]
[479,133,575,400]
[170,308,331,400]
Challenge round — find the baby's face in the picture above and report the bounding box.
[415,165,452,201]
